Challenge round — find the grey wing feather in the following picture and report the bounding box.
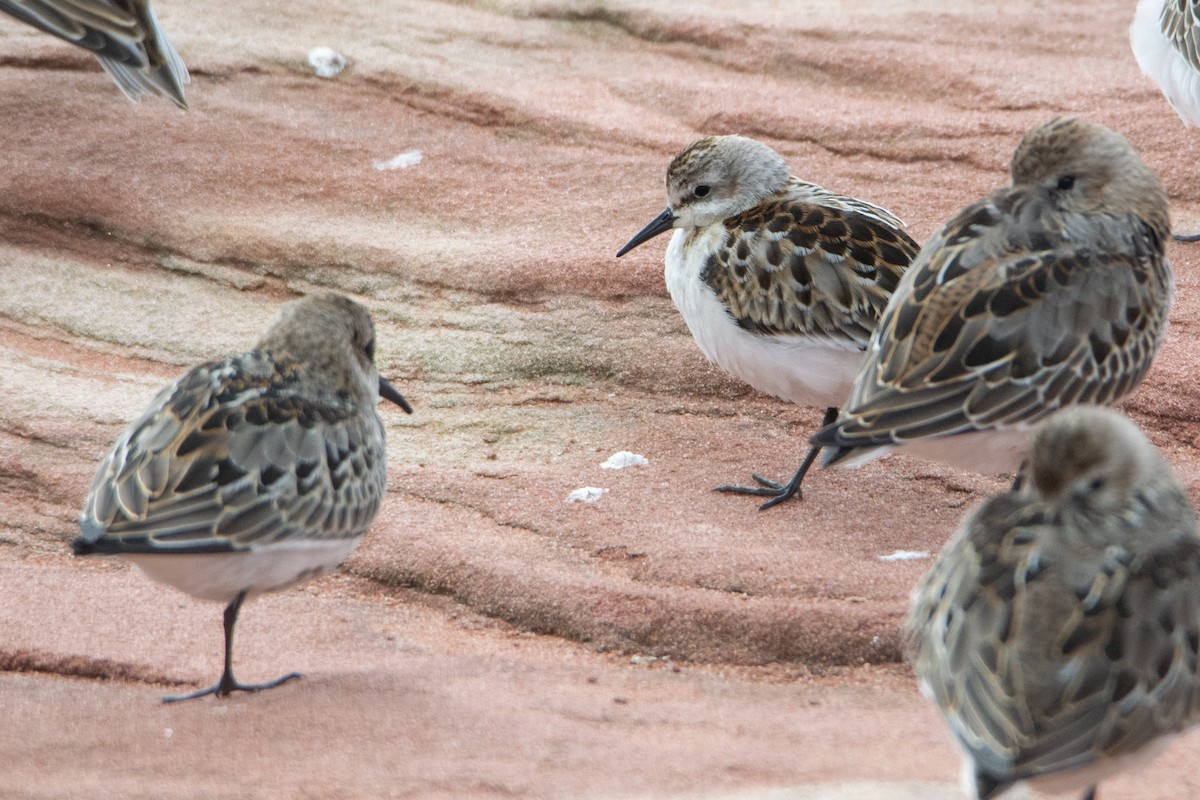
[79,353,386,553]
[0,0,188,107]
[0,0,141,59]
[96,0,188,106]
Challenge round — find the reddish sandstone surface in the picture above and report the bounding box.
[2,1,1200,798]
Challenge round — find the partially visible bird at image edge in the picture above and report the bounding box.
[0,0,188,107]
[907,407,1200,800]
[1130,0,1200,240]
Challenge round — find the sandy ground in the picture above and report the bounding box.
[3,0,1200,797]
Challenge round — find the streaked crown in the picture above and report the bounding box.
[665,135,790,228]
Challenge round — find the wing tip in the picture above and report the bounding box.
[72,517,108,556]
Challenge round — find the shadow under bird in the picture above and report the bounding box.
[1130,0,1200,240]
[811,117,1173,476]
[907,407,1200,800]
[616,134,919,510]
[0,0,188,108]
[73,293,412,702]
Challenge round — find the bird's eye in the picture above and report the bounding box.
[364,339,376,361]
[1056,175,1076,191]
[694,185,711,198]
[1088,476,1106,492]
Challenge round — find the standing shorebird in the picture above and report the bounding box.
[73,293,412,702]
[616,135,919,509]
[812,117,1173,475]
[1130,0,1200,240]
[907,407,1200,800]
[0,0,188,108]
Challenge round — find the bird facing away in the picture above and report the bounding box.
[0,0,188,108]
[615,134,920,509]
[73,293,412,702]
[907,407,1200,800]
[811,117,1173,475]
[1130,0,1200,241]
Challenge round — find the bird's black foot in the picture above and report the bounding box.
[711,412,837,512]
[1173,232,1200,242]
[714,472,804,510]
[162,671,301,704]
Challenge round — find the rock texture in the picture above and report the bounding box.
[3,0,1200,797]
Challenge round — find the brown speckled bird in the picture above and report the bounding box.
[907,407,1200,800]
[812,117,1173,475]
[0,0,188,107]
[616,134,919,509]
[73,293,412,702]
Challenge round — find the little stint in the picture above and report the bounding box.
[74,293,411,702]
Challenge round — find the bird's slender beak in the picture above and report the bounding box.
[615,208,678,257]
[379,378,414,414]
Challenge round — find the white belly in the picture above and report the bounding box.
[664,228,865,410]
[1131,0,1200,126]
[836,428,1033,474]
[126,537,362,604]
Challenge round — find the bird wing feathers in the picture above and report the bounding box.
[0,0,188,106]
[700,180,919,349]
[1158,0,1200,73]
[1,0,147,63]
[78,352,386,553]
[816,196,1168,450]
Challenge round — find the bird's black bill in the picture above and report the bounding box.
[380,378,414,414]
[615,208,678,257]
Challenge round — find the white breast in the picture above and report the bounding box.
[664,227,865,410]
[1131,0,1200,126]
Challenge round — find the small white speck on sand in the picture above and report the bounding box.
[600,451,648,470]
[565,487,607,504]
[373,150,424,171]
[877,550,931,562]
[630,655,668,665]
[307,46,347,78]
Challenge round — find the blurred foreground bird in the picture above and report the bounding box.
[0,0,188,108]
[812,117,1173,475]
[1130,0,1200,240]
[616,134,919,509]
[73,293,412,702]
[907,407,1200,800]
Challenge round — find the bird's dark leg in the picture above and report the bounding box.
[1173,232,1200,242]
[1009,458,1029,492]
[714,407,838,511]
[1079,786,1096,800]
[162,591,301,703]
